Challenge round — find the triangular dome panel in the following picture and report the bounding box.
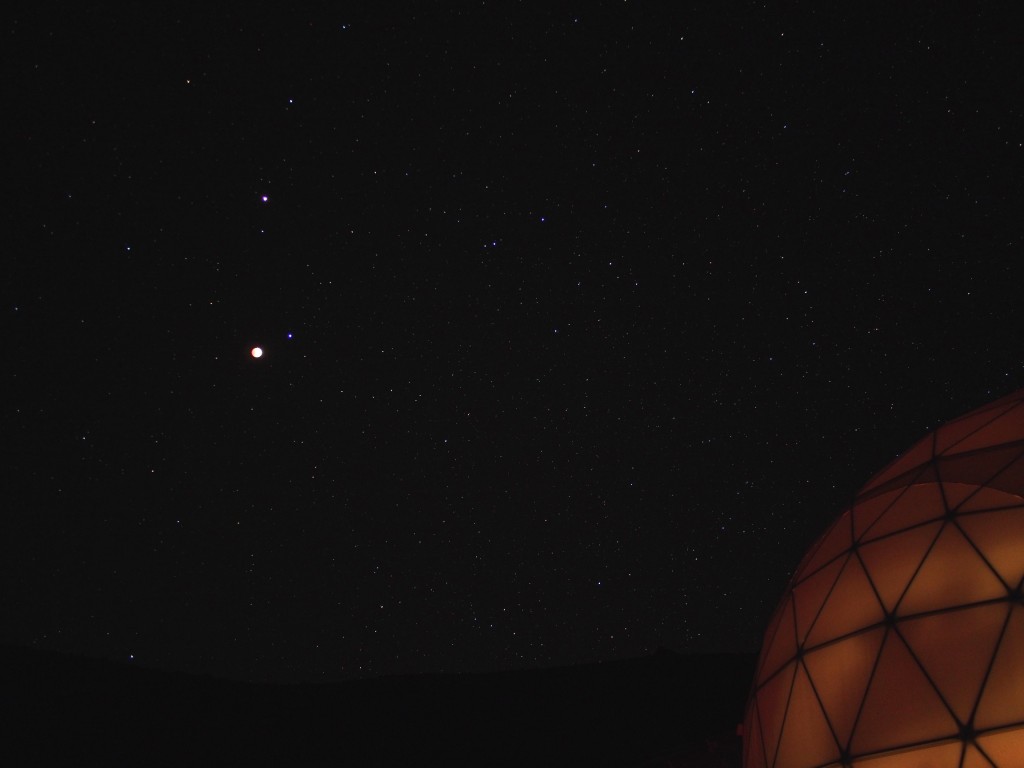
[857,522,941,613]
[984,451,1024,499]
[860,462,941,506]
[956,508,1024,590]
[745,701,766,768]
[792,556,845,644]
[859,483,947,543]
[850,630,958,755]
[955,485,1024,514]
[898,524,1007,617]
[935,401,1019,455]
[939,481,985,511]
[806,555,885,648]
[975,606,1024,732]
[897,603,1008,725]
[803,627,884,749]
[944,402,1024,456]
[975,728,1024,767]
[937,446,1024,499]
[775,663,841,768]
[756,662,797,768]
[852,491,903,541]
[961,744,997,768]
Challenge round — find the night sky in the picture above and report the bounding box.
[5,5,1023,683]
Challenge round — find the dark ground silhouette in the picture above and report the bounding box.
[2,645,754,766]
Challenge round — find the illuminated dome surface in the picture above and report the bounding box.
[744,389,1024,768]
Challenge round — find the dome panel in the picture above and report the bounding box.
[850,631,957,755]
[942,403,1024,456]
[956,508,1024,590]
[775,663,840,768]
[861,460,939,508]
[975,729,1024,766]
[852,491,903,541]
[985,451,1024,498]
[975,606,1024,731]
[792,556,845,644]
[756,662,797,768]
[857,523,941,613]
[961,744,997,768]
[956,485,1024,514]
[745,702,767,768]
[937,481,983,511]
[937,446,1024,499]
[935,401,1019,455]
[897,603,1008,724]
[806,555,884,648]
[859,483,946,543]
[803,628,884,748]
[897,525,1007,617]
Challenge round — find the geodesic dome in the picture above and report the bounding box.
[744,389,1024,768]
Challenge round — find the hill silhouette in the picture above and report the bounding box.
[2,644,753,766]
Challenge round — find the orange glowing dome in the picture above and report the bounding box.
[744,389,1024,768]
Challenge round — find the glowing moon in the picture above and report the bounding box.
[251,347,263,359]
